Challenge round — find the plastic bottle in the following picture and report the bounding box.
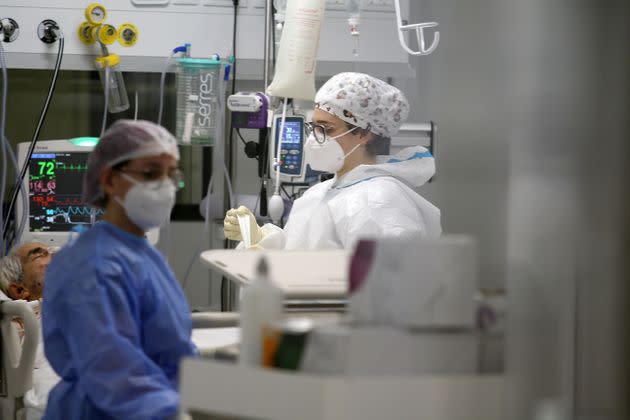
[96,55,129,113]
[239,257,284,365]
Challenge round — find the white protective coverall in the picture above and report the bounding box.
[257,145,441,250]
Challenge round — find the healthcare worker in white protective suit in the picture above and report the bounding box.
[224,72,442,249]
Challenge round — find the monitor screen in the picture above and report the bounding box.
[281,120,303,145]
[28,152,103,232]
[273,116,305,177]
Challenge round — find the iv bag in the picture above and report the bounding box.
[266,0,326,101]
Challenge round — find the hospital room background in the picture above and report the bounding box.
[1,0,628,419]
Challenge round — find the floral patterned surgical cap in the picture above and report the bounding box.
[314,72,410,137]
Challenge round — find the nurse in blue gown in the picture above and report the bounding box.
[42,120,197,419]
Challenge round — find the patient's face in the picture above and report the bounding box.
[13,243,52,300]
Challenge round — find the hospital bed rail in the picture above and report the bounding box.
[0,307,238,419]
[191,311,239,329]
[0,299,38,420]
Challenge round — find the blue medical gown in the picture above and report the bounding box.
[42,222,197,420]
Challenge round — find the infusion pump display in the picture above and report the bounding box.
[29,152,103,232]
[272,116,305,178]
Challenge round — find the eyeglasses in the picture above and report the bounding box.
[305,122,358,144]
[304,122,330,144]
[118,167,185,190]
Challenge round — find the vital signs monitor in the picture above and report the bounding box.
[16,139,102,246]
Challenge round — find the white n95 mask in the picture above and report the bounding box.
[305,128,361,173]
[115,173,177,231]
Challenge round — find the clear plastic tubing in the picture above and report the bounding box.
[158,44,190,126]
[345,0,360,59]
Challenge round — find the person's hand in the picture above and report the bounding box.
[223,206,263,245]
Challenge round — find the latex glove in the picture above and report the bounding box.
[223,206,264,245]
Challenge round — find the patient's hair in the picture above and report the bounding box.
[0,255,23,297]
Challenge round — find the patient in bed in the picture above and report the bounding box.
[0,242,59,413]
[0,242,49,301]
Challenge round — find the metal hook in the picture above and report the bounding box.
[394,0,440,56]
[415,23,440,56]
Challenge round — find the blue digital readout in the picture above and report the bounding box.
[282,121,302,144]
[275,117,304,176]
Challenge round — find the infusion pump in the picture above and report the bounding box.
[269,115,306,181]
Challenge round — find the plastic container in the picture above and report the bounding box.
[175,57,221,146]
[98,62,129,113]
[239,257,284,366]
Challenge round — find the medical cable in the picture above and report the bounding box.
[0,41,7,254]
[234,128,254,153]
[345,0,360,68]
[181,173,213,293]
[2,33,64,243]
[271,3,277,71]
[222,161,235,209]
[273,97,288,195]
[231,1,239,96]
[2,135,29,249]
[226,0,239,219]
[157,44,189,126]
[0,44,27,254]
[218,66,235,209]
[235,128,249,147]
[8,137,27,247]
[133,91,139,120]
[258,127,271,217]
[158,52,175,125]
[266,97,288,223]
[183,168,234,291]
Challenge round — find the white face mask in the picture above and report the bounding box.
[115,173,177,231]
[305,127,361,173]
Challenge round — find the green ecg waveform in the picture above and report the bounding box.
[57,163,87,172]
